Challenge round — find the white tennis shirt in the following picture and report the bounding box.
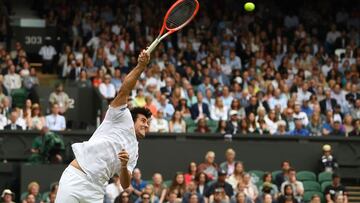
[72,105,138,185]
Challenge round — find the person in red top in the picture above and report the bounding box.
[184,162,198,185]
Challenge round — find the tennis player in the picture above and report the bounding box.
[55,50,152,203]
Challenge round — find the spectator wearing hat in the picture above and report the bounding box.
[1,189,15,203]
[205,169,234,198]
[324,174,348,203]
[289,119,310,136]
[319,144,338,173]
[225,110,241,135]
[220,148,238,176]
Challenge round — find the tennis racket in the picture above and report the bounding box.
[145,0,200,54]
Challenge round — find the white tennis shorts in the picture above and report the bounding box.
[55,165,105,203]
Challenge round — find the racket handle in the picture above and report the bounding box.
[146,38,161,54]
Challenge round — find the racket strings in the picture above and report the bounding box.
[166,0,197,29]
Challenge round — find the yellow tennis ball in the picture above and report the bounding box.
[244,2,255,12]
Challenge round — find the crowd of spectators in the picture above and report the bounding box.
[1,146,347,203]
[18,0,359,135]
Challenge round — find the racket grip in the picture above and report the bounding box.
[146,38,161,54]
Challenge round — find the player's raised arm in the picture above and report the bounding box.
[110,50,150,108]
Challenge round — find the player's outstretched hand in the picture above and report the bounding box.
[138,50,150,67]
[118,149,129,167]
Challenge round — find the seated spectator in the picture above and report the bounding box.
[226,161,245,191]
[135,192,152,203]
[152,173,167,203]
[275,120,288,135]
[320,90,337,115]
[292,104,309,127]
[157,94,175,120]
[210,97,228,121]
[14,107,27,130]
[150,110,169,133]
[275,161,291,189]
[190,92,210,121]
[310,194,321,203]
[343,115,353,137]
[4,64,21,93]
[259,172,279,199]
[217,120,227,134]
[351,99,360,120]
[261,194,273,203]
[277,184,298,203]
[308,113,322,136]
[105,174,123,203]
[208,187,230,203]
[205,170,234,198]
[0,107,8,129]
[247,113,259,133]
[188,193,201,203]
[280,168,304,202]
[41,182,58,203]
[324,174,348,203]
[77,70,92,88]
[220,148,237,176]
[225,110,241,135]
[165,191,182,203]
[169,110,186,133]
[4,111,22,130]
[111,68,122,91]
[29,103,46,130]
[45,103,66,131]
[334,194,346,203]
[319,144,338,173]
[1,97,12,117]
[289,119,310,136]
[49,83,71,114]
[177,98,191,119]
[245,97,259,116]
[232,192,252,203]
[144,96,158,118]
[133,89,146,107]
[195,172,209,197]
[1,189,15,203]
[264,110,278,134]
[114,191,131,203]
[198,151,218,181]
[184,162,198,185]
[21,181,43,203]
[128,168,147,200]
[182,181,204,203]
[242,173,258,203]
[168,173,187,199]
[349,119,360,137]
[194,118,211,133]
[99,74,116,102]
[135,185,159,203]
[282,108,295,132]
[328,121,346,136]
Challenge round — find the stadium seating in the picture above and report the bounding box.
[296,171,317,181]
[318,172,332,183]
[321,181,332,192]
[303,181,321,192]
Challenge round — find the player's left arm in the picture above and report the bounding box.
[118,149,131,188]
[110,50,150,108]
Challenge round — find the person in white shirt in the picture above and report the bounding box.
[45,103,66,131]
[149,110,169,133]
[55,50,152,203]
[99,74,116,102]
[105,174,123,203]
[292,104,309,127]
[3,65,21,93]
[39,37,57,74]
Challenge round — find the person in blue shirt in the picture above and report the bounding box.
[289,119,310,136]
[130,168,148,201]
[301,99,313,118]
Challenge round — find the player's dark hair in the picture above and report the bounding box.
[130,107,152,122]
